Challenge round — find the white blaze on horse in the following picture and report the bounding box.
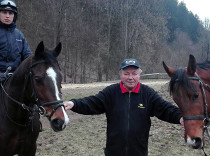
[0,41,69,156]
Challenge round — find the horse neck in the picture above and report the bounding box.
[1,60,34,124]
[6,58,32,103]
[196,70,210,116]
[197,69,210,84]
[196,69,210,89]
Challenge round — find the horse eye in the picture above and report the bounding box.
[192,93,199,100]
[34,77,43,83]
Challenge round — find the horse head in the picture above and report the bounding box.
[163,54,210,149]
[31,41,69,131]
[7,41,69,132]
[0,41,70,155]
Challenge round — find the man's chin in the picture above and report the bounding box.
[3,21,12,25]
[126,85,135,91]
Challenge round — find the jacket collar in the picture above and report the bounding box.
[0,21,16,30]
[120,81,140,93]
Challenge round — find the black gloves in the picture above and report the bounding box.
[0,67,12,83]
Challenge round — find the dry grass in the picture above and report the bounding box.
[36,79,210,156]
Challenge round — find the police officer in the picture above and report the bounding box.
[0,0,32,81]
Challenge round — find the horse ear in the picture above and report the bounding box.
[34,41,45,59]
[162,61,175,77]
[53,42,62,57]
[187,54,196,76]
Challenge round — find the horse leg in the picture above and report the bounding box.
[18,130,40,156]
[18,143,37,156]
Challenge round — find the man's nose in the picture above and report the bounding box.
[6,13,10,17]
[128,75,133,79]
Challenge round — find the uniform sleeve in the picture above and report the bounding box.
[148,87,182,124]
[71,89,107,115]
[19,31,32,60]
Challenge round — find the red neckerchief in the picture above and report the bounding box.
[120,81,140,93]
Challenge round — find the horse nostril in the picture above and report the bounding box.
[192,137,202,149]
[50,118,64,132]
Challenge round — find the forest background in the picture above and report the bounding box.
[15,0,210,83]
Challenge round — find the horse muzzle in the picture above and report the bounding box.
[186,136,203,149]
[50,117,66,132]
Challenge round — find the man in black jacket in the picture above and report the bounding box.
[64,58,183,156]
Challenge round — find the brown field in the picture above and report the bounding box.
[36,79,210,156]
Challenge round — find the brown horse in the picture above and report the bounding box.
[0,41,69,156]
[163,54,210,149]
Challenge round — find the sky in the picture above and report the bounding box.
[178,0,210,21]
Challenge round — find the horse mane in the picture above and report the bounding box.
[12,48,59,81]
[197,60,210,70]
[169,60,210,95]
[41,49,58,65]
[169,68,197,95]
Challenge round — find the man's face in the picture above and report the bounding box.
[119,66,141,91]
[0,10,14,25]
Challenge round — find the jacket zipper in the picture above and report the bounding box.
[125,92,131,156]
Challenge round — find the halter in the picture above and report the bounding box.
[1,59,64,128]
[29,60,64,121]
[183,72,210,139]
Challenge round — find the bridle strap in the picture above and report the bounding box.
[185,73,209,121]
[184,72,210,140]
[1,85,31,127]
[1,59,64,124]
[203,118,210,139]
[29,60,64,119]
[30,60,46,68]
[47,103,64,121]
[183,115,205,120]
[41,100,64,121]
[41,100,63,107]
[1,83,32,112]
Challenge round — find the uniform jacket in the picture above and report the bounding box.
[0,22,32,72]
[71,82,182,156]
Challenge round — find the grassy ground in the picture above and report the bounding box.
[36,79,210,156]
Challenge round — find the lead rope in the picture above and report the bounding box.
[199,79,210,139]
[202,147,208,156]
[195,73,210,156]
[203,119,210,139]
[195,73,208,119]
[195,73,210,139]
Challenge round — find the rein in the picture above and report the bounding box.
[0,77,39,129]
[1,59,64,129]
[183,72,210,139]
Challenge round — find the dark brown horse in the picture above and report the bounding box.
[0,41,69,156]
[163,54,210,149]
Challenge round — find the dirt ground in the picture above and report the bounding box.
[36,79,210,156]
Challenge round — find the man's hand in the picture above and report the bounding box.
[64,101,74,111]
[180,117,184,126]
[0,73,7,83]
[0,67,12,83]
